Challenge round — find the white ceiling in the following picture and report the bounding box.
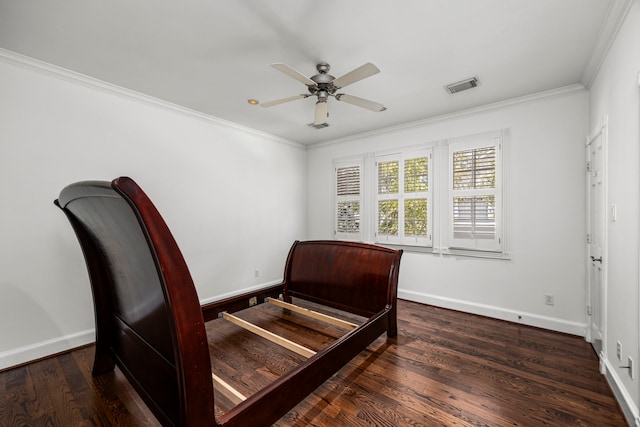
[0,0,628,145]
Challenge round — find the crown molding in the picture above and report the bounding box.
[0,48,304,150]
[581,0,635,89]
[311,83,586,150]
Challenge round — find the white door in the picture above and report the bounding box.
[587,118,607,358]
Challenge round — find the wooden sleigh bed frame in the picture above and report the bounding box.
[55,176,402,426]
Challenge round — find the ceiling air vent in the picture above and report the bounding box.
[446,77,479,94]
[308,122,330,129]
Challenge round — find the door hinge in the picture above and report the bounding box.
[586,233,592,244]
[587,305,593,316]
[586,161,592,172]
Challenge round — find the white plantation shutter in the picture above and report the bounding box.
[376,158,399,241]
[449,137,502,251]
[375,149,432,247]
[337,166,360,196]
[452,146,496,190]
[452,196,496,239]
[335,160,362,240]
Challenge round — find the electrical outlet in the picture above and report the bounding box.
[254,269,260,278]
[544,294,554,306]
[617,341,622,360]
[249,296,257,306]
[629,357,634,379]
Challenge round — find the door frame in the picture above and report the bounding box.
[585,114,608,372]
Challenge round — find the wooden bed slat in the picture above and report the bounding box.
[221,312,316,358]
[211,373,246,405]
[267,297,359,330]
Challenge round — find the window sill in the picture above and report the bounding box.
[375,243,511,260]
[439,247,511,260]
[377,243,434,254]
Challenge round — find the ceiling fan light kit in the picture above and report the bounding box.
[261,61,386,127]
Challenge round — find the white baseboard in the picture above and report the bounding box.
[398,289,587,337]
[602,358,640,426]
[400,289,638,424]
[0,329,95,371]
[0,286,585,371]
[199,280,283,306]
[3,286,634,426]
[0,281,284,372]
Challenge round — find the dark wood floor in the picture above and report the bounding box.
[0,299,627,426]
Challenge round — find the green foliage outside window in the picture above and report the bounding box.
[378,161,399,194]
[377,156,429,239]
[453,146,495,190]
[378,200,398,235]
[404,157,428,192]
[405,199,427,237]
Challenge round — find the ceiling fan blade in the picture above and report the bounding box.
[260,94,308,108]
[336,94,386,112]
[314,101,328,125]
[332,63,380,89]
[271,63,316,87]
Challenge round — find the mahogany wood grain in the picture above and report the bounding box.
[53,176,402,427]
[56,178,214,426]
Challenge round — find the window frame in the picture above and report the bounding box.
[446,134,503,253]
[330,130,508,258]
[374,148,433,247]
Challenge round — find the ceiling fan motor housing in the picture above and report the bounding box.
[309,63,336,100]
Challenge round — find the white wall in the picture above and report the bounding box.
[308,88,588,334]
[0,10,637,418]
[0,52,307,369]
[588,0,640,423]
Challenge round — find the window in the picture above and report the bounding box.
[332,130,507,257]
[375,149,432,247]
[448,137,502,251]
[334,159,362,241]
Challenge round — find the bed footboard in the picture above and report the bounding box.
[202,240,403,337]
[282,240,402,336]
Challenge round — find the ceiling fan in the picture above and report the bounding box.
[261,62,386,128]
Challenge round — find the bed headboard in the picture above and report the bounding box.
[55,177,215,426]
[282,240,402,319]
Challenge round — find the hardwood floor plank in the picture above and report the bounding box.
[0,300,628,426]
